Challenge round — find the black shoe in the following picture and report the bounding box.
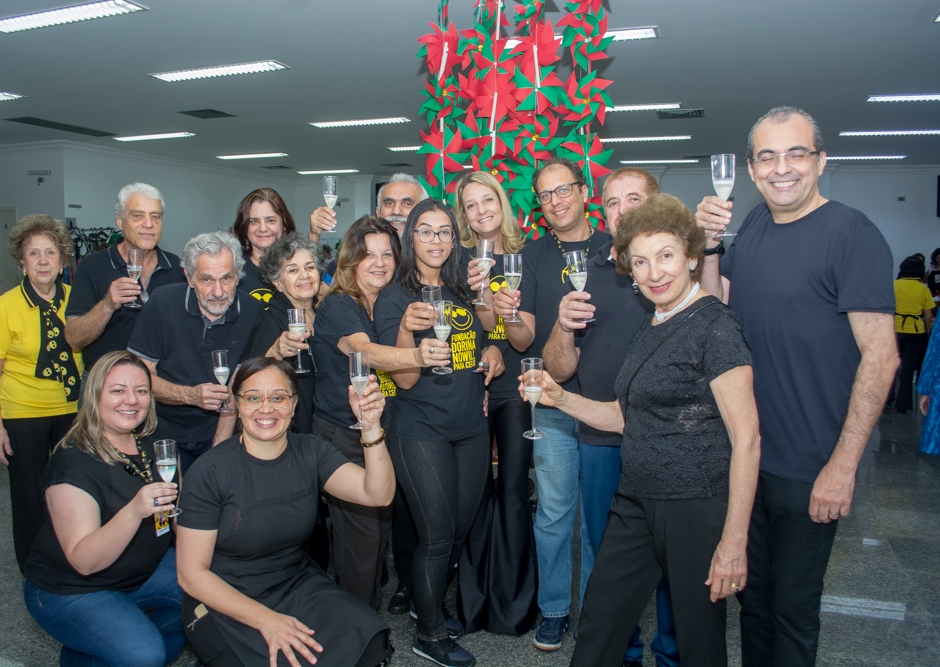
[410,600,465,639]
[388,583,412,614]
[622,661,642,667]
[412,633,476,667]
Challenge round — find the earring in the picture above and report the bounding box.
[689,260,697,271]
[631,279,639,295]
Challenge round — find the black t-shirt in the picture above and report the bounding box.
[721,201,894,482]
[458,247,526,401]
[615,297,751,499]
[127,283,261,442]
[519,229,612,392]
[65,245,186,369]
[240,252,275,305]
[25,436,171,594]
[575,241,654,446]
[246,291,315,433]
[927,270,940,299]
[373,282,488,440]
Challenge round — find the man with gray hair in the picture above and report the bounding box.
[66,182,185,372]
[696,106,898,665]
[308,173,428,239]
[128,231,261,472]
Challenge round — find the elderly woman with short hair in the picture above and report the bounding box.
[0,214,83,573]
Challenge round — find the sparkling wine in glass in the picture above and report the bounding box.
[432,300,453,375]
[323,176,338,231]
[153,439,181,517]
[503,253,523,323]
[564,250,595,323]
[286,309,310,376]
[125,248,144,309]
[471,239,495,306]
[211,349,232,413]
[349,351,371,430]
[522,358,545,440]
[711,154,736,238]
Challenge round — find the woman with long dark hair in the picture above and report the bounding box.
[231,188,298,302]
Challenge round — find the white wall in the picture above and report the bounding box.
[0,144,65,223]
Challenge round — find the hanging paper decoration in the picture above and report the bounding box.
[417,0,615,236]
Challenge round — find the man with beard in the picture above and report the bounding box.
[127,231,261,473]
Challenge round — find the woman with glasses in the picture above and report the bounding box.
[373,199,504,667]
[177,356,394,667]
[453,172,537,636]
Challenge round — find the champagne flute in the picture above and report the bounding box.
[124,248,144,309]
[153,439,181,517]
[349,351,371,430]
[211,350,232,413]
[421,285,442,305]
[522,358,545,440]
[471,239,495,306]
[432,300,453,375]
[323,176,338,231]
[503,253,523,323]
[711,154,736,238]
[286,308,310,375]
[564,250,595,323]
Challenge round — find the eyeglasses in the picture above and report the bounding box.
[414,228,455,243]
[748,150,820,167]
[235,392,297,410]
[536,182,581,205]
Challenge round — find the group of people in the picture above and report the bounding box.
[0,105,903,667]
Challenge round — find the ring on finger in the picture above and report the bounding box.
[730,582,740,592]
[153,497,160,507]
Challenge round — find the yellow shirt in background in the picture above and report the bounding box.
[894,278,934,334]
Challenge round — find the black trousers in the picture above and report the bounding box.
[895,332,928,412]
[391,482,418,589]
[571,492,729,667]
[314,415,392,611]
[739,471,838,667]
[5,413,74,573]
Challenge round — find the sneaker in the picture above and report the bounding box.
[410,600,465,639]
[533,615,569,651]
[412,633,476,667]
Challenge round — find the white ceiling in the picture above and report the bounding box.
[1,0,939,180]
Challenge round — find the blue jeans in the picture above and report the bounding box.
[580,444,679,667]
[532,406,580,618]
[24,547,185,667]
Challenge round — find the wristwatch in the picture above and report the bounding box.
[704,239,725,257]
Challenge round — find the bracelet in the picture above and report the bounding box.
[361,428,386,448]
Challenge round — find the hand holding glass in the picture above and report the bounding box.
[349,351,371,429]
[286,309,310,375]
[710,154,736,238]
[564,250,595,323]
[323,176,338,230]
[432,300,453,375]
[153,439,181,517]
[522,358,544,440]
[471,239,495,306]
[125,248,144,309]
[211,350,233,413]
[503,254,523,323]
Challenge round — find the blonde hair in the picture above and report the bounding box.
[455,172,525,254]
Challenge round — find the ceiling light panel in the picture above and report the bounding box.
[608,27,659,41]
[388,146,421,152]
[839,130,940,137]
[601,135,691,143]
[0,92,25,101]
[0,0,145,33]
[217,152,288,160]
[311,117,409,128]
[297,169,360,175]
[151,61,288,83]
[620,159,699,164]
[867,94,940,102]
[607,103,680,112]
[114,132,195,142]
[825,155,907,160]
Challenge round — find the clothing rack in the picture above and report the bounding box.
[63,226,119,285]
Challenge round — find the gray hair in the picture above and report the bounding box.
[375,173,429,211]
[115,182,165,216]
[258,233,327,283]
[746,106,824,159]
[181,231,245,281]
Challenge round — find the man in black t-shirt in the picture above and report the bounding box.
[65,183,186,375]
[696,107,898,667]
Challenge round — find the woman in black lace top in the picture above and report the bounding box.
[528,194,760,667]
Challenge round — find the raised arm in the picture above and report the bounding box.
[695,196,732,302]
[524,369,624,434]
[809,311,898,523]
[542,291,592,382]
[138,358,231,412]
[65,277,141,349]
[386,301,437,391]
[337,331,444,371]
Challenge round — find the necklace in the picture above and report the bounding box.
[551,225,594,259]
[118,433,153,483]
[654,282,701,323]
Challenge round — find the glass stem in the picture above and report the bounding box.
[530,401,537,433]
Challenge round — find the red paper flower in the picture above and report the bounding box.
[418,22,460,81]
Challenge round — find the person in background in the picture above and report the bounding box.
[452,171,538,636]
[917,323,940,455]
[926,248,940,314]
[231,188,298,303]
[23,351,183,667]
[0,214,83,573]
[65,182,185,376]
[891,255,934,413]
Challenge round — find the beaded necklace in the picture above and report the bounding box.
[118,434,153,484]
[551,224,594,259]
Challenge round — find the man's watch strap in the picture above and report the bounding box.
[704,239,725,257]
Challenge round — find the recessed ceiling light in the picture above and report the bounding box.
[825,155,907,160]
[620,159,699,164]
[310,117,410,129]
[0,92,24,101]
[608,27,659,41]
[151,61,288,83]
[839,130,940,137]
[217,152,288,160]
[602,135,691,143]
[388,145,421,152]
[867,94,940,102]
[114,132,195,142]
[0,0,145,33]
[297,169,360,175]
[607,103,680,112]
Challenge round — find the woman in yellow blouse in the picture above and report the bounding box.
[892,255,934,414]
[0,215,83,572]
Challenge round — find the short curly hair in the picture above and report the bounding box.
[8,214,73,267]
[613,193,705,283]
[258,233,327,284]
